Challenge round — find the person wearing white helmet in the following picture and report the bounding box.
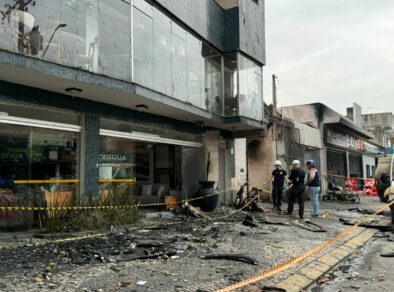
[269,160,288,211]
[285,159,306,219]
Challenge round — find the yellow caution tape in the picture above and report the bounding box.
[99,179,135,183]
[11,179,135,184]
[0,188,236,212]
[18,193,263,247]
[14,179,80,184]
[0,186,273,214]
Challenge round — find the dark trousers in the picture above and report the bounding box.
[287,187,305,218]
[272,184,283,207]
[391,205,394,232]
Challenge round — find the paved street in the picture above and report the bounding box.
[0,197,391,291]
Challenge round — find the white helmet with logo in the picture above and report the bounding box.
[292,159,300,165]
[274,160,282,166]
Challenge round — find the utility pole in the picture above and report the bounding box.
[272,74,278,159]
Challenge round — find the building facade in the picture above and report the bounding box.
[0,0,266,213]
[281,103,384,194]
[361,112,394,150]
[247,104,322,201]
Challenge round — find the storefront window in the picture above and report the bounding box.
[0,125,29,183]
[99,0,130,80]
[100,136,135,182]
[30,128,78,183]
[0,123,79,222]
[133,5,153,88]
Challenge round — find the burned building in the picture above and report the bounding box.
[281,103,384,194]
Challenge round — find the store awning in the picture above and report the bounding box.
[100,129,202,148]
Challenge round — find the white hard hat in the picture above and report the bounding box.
[274,160,282,166]
[292,159,300,165]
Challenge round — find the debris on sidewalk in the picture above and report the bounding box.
[348,207,388,216]
[136,280,147,286]
[259,218,290,226]
[0,197,387,291]
[188,205,211,219]
[242,214,258,227]
[293,220,327,232]
[339,218,391,231]
[117,281,133,288]
[201,254,258,265]
[380,252,394,257]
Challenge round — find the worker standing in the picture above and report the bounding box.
[286,160,306,219]
[306,160,320,217]
[269,160,288,211]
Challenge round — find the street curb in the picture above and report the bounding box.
[274,228,377,292]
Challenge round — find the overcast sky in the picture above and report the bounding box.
[263,0,394,115]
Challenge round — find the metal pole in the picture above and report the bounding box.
[272,74,278,159]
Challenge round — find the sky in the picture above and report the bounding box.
[263,0,394,115]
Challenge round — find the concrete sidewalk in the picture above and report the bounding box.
[274,228,377,292]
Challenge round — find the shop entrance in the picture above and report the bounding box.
[0,118,80,230]
[99,130,203,205]
[326,148,347,187]
[349,153,363,190]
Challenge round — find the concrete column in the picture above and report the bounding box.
[234,138,247,186]
[203,130,220,184]
[346,151,350,178]
[320,148,328,197]
[80,113,100,197]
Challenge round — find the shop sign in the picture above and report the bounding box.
[326,127,385,156]
[99,153,135,163]
[0,149,27,162]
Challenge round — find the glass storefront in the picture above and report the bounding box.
[0,0,263,120]
[99,118,202,197]
[100,136,136,183]
[0,103,80,219]
[0,124,79,210]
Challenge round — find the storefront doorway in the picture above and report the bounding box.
[0,104,80,230]
[99,125,203,204]
[326,148,347,187]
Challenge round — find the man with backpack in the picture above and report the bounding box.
[306,160,320,217]
[286,160,306,219]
